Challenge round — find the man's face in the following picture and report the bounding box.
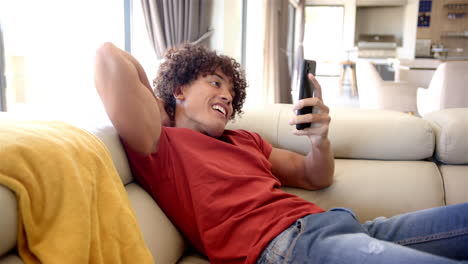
[174,70,235,137]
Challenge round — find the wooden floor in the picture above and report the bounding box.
[316,76,360,109]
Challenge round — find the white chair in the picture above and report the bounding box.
[356,59,418,113]
[417,61,468,117]
[394,58,442,89]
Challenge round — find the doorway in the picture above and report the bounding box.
[303,5,358,107]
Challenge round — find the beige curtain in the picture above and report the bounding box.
[290,0,305,96]
[262,0,292,104]
[0,24,5,111]
[140,0,213,59]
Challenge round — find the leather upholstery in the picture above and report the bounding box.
[424,108,468,164]
[0,185,16,257]
[1,105,466,264]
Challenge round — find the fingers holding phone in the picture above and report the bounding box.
[291,61,331,139]
[307,73,323,100]
[290,95,330,135]
[294,73,327,112]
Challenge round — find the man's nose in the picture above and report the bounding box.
[220,89,232,103]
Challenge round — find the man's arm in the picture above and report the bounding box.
[94,42,167,155]
[268,74,334,190]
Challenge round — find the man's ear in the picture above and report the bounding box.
[173,86,185,100]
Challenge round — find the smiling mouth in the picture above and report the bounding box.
[212,104,227,117]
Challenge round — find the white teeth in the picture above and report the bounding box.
[212,104,226,116]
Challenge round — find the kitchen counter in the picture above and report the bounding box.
[438,57,468,61]
[392,58,442,88]
[416,56,468,61]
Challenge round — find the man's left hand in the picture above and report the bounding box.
[288,74,331,146]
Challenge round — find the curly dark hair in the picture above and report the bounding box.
[153,43,247,122]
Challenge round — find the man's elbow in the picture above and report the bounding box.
[304,172,334,191]
[96,42,116,56]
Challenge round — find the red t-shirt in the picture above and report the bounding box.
[123,127,324,264]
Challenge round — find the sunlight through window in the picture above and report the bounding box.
[0,0,124,120]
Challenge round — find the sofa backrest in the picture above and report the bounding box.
[227,104,435,161]
[86,104,437,181]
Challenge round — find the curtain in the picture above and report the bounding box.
[290,0,305,98]
[140,0,213,59]
[262,0,292,104]
[0,23,6,111]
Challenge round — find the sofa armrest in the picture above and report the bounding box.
[0,185,17,257]
[424,108,468,164]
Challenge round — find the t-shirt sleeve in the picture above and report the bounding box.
[239,130,273,159]
[120,128,170,193]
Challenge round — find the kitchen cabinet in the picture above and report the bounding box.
[416,0,468,59]
[305,0,419,59]
[441,2,468,38]
[355,6,405,46]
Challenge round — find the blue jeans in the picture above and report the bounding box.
[256,203,468,264]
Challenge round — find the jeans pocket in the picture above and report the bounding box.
[257,220,303,264]
[330,207,359,221]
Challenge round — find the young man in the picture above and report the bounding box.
[95,43,468,264]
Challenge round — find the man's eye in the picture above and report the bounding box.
[211,81,220,87]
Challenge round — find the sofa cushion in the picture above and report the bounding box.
[440,165,468,205]
[126,183,186,264]
[229,104,435,160]
[424,108,468,164]
[282,159,445,222]
[0,185,16,257]
[177,253,210,264]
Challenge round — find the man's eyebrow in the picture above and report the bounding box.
[210,73,235,96]
[213,73,225,81]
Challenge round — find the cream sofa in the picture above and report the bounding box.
[1,104,467,264]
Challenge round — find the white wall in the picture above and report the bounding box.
[398,0,418,59]
[343,0,357,52]
[244,0,265,108]
[209,1,224,53]
[208,0,243,63]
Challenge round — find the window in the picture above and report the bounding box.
[0,0,124,118]
[304,6,344,76]
[0,24,5,111]
[303,5,359,107]
[130,0,160,84]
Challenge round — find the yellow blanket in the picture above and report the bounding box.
[0,119,153,264]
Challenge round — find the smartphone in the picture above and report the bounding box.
[296,59,316,130]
